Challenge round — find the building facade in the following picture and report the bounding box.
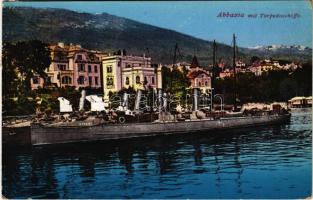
[187,70,212,93]
[186,56,212,93]
[31,43,102,90]
[102,54,162,98]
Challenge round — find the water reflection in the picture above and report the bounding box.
[2,110,312,199]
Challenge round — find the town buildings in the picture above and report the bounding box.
[31,43,102,90]
[217,58,301,78]
[31,43,162,99]
[187,70,212,93]
[31,42,302,101]
[186,56,212,93]
[102,52,162,98]
[288,96,312,108]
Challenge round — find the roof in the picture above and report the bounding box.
[190,55,200,68]
[187,70,210,79]
[50,43,101,63]
[289,96,306,101]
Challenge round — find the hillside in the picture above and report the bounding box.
[3,7,311,66]
[240,45,312,64]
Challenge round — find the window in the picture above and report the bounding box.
[205,81,208,86]
[144,76,148,85]
[62,76,72,84]
[77,55,82,61]
[78,76,85,85]
[57,64,66,71]
[94,65,98,73]
[107,65,112,73]
[127,64,131,68]
[125,77,129,85]
[198,81,201,86]
[151,77,155,84]
[89,76,92,85]
[107,77,114,86]
[136,76,140,84]
[88,65,92,73]
[95,77,99,85]
[33,77,39,84]
[78,64,85,72]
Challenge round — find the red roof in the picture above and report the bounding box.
[187,70,210,79]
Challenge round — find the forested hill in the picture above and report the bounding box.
[3,7,311,65]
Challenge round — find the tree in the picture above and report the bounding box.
[250,56,260,64]
[290,62,312,96]
[4,40,51,94]
[161,66,190,98]
[2,42,19,98]
[2,40,51,115]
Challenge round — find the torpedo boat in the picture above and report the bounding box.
[29,88,291,146]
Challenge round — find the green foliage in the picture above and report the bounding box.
[2,42,19,97]
[3,97,36,116]
[58,86,81,110]
[2,40,51,116]
[2,40,51,95]
[215,63,312,103]
[250,56,260,64]
[117,86,136,96]
[35,87,81,113]
[162,67,190,98]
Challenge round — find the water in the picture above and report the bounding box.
[2,109,312,199]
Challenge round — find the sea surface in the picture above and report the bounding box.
[2,109,312,199]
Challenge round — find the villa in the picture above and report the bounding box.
[31,43,103,90]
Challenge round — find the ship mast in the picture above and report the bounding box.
[233,34,237,111]
[212,40,217,91]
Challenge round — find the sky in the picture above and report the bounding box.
[4,1,312,47]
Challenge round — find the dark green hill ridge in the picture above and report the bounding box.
[3,7,311,66]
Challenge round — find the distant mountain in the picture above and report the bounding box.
[248,44,310,51]
[3,7,312,66]
[241,44,312,63]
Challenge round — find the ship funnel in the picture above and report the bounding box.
[86,95,106,112]
[79,90,86,111]
[163,92,167,111]
[58,97,73,113]
[134,90,142,111]
[123,92,129,110]
[193,88,198,111]
[158,89,163,112]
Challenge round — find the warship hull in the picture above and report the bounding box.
[30,113,291,145]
